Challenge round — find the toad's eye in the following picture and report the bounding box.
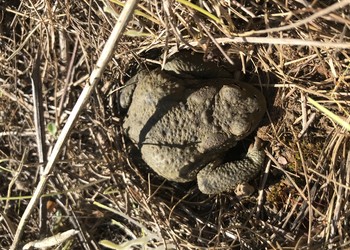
[229,119,251,137]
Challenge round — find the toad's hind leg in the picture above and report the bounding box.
[197,138,265,195]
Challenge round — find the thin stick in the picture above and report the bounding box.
[208,37,350,49]
[239,0,350,36]
[31,50,49,236]
[57,39,79,122]
[9,1,139,249]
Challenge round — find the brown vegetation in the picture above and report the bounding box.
[1,0,350,249]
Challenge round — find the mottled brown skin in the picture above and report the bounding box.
[121,51,266,194]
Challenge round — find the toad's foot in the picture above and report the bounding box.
[197,137,265,195]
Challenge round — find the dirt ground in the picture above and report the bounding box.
[1,0,350,249]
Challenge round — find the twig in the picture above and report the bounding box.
[298,113,316,138]
[204,37,350,49]
[308,97,350,132]
[198,21,234,65]
[23,229,79,250]
[292,128,313,245]
[256,155,271,218]
[57,38,79,123]
[5,149,28,212]
[31,50,48,236]
[297,92,311,138]
[9,1,139,249]
[238,0,350,36]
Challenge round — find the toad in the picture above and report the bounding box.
[120,51,266,194]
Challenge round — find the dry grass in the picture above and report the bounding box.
[1,0,350,249]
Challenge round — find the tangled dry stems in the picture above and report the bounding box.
[0,0,350,249]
